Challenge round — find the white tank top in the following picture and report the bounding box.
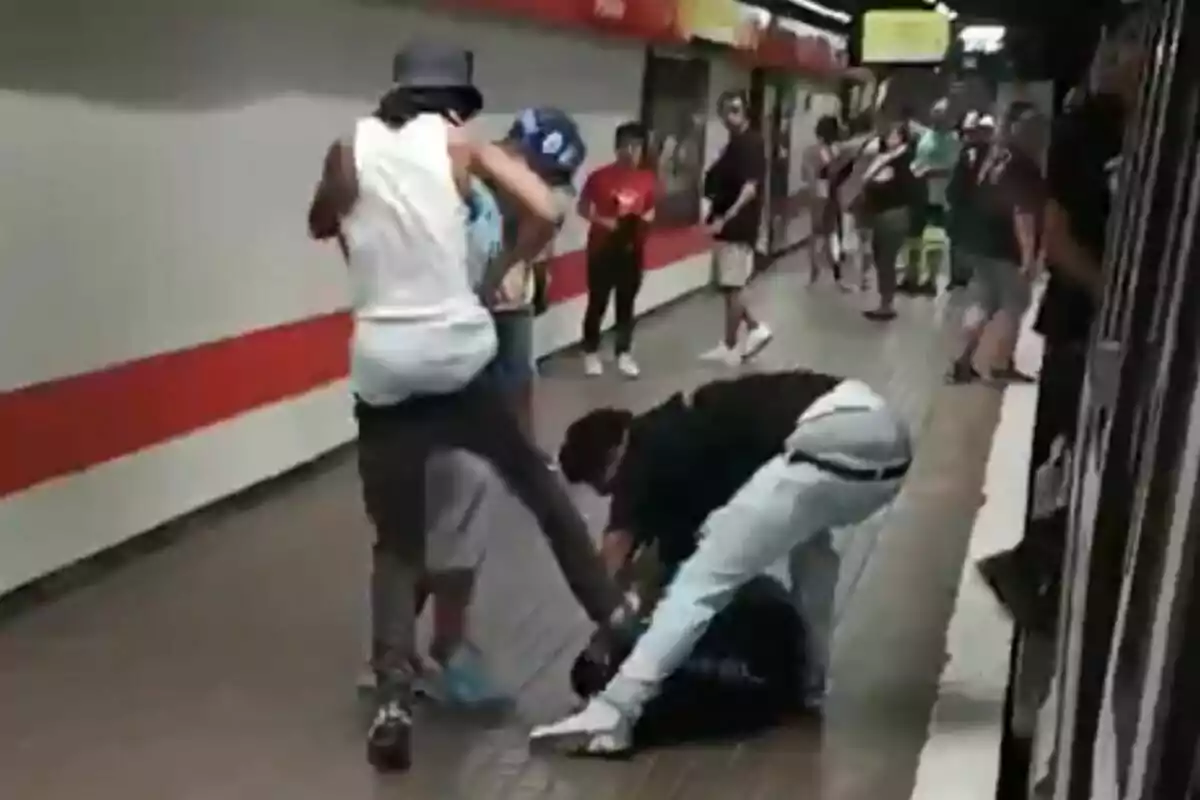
[341,114,497,406]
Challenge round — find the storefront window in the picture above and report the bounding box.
[640,50,710,227]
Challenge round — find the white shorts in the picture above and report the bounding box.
[711,242,755,289]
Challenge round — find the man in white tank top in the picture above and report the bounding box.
[306,44,630,773]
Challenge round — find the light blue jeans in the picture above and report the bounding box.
[602,380,912,717]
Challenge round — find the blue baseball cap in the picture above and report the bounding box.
[506,107,588,186]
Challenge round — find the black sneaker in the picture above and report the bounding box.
[917,282,938,296]
[945,360,981,385]
[863,308,897,322]
[896,280,919,295]
[367,698,413,772]
[997,365,1037,383]
[976,552,1057,636]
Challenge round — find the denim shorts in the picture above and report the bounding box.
[485,309,536,392]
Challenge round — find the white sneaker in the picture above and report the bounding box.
[700,344,742,367]
[616,353,640,379]
[528,696,634,757]
[742,324,773,361]
[583,354,604,376]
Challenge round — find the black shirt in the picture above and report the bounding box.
[704,128,766,245]
[863,141,917,215]
[970,146,1045,264]
[606,371,841,579]
[1034,92,1126,344]
[948,141,988,240]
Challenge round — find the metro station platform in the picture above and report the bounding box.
[0,257,1017,800]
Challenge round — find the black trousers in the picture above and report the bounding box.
[582,236,643,355]
[355,378,624,690]
[1017,342,1089,584]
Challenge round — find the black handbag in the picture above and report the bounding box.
[570,576,805,746]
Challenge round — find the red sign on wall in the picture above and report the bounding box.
[443,0,841,78]
[444,0,683,43]
[586,0,682,43]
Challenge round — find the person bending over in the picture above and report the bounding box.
[577,121,658,379]
[306,44,629,772]
[530,370,912,756]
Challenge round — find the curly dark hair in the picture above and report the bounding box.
[375,86,482,128]
[815,115,841,145]
[557,409,634,487]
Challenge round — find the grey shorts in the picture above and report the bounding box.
[424,450,494,572]
[966,252,1032,316]
[711,242,755,289]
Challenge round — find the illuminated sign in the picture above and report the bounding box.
[861,9,952,64]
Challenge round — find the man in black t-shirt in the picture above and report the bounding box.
[529,370,912,756]
[699,90,774,367]
[976,23,1142,632]
[945,135,1045,385]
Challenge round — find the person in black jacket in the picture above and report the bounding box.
[976,12,1145,633]
[529,370,912,756]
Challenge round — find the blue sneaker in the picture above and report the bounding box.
[419,644,507,708]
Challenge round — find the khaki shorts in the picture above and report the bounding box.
[711,242,755,289]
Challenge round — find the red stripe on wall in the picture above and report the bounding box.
[0,227,710,499]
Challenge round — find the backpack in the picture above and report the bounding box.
[570,576,805,747]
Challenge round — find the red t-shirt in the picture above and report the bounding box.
[579,162,658,251]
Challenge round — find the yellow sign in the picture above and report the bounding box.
[677,0,758,47]
[861,10,951,65]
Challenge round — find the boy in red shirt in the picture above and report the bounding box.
[577,122,658,378]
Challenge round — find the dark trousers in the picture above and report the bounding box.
[582,237,643,355]
[355,378,624,694]
[870,207,910,307]
[1018,342,1088,578]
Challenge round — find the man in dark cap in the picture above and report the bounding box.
[307,43,630,772]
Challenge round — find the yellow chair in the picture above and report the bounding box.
[918,224,950,280]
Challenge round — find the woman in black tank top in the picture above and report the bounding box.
[861,122,917,321]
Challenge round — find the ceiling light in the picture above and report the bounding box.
[777,0,853,25]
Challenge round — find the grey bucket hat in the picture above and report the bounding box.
[392,43,483,110]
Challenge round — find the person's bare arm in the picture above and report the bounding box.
[307,138,358,240]
[464,133,560,224]
[1044,199,1104,301]
[715,181,757,227]
[1014,209,1039,276]
[600,529,637,577]
[576,195,617,231]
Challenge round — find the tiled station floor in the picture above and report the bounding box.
[0,256,1006,800]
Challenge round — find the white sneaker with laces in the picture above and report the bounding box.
[528,696,634,756]
[700,343,742,367]
[584,353,604,376]
[742,324,773,361]
[616,353,640,378]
